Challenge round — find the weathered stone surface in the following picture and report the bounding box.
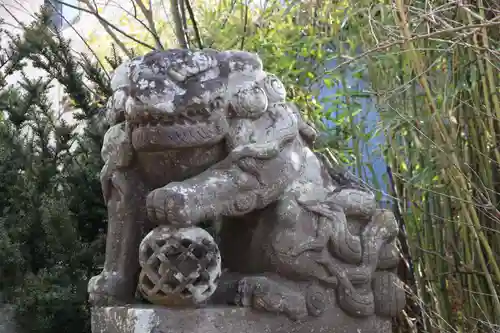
[89,48,405,332]
[92,304,392,333]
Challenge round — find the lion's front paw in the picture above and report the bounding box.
[146,186,193,225]
[236,276,308,321]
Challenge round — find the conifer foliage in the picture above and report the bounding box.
[0,7,117,333]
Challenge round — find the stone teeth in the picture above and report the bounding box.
[127,107,211,127]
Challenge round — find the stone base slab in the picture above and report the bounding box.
[91,305,391,333]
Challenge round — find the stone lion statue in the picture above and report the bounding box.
[88,48,405,321]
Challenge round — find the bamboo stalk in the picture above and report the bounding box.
[342,0,500,329]
[393,3,500,320]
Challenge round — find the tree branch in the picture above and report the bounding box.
[329,19,500,73]
[110,1,162,48]
[179,0,190,46]
[185,0,203,49]
[53,0,156,57]
[44,0,110,79]
[169,0,188,48]
[132,0,164,50]
[240,2,249,50]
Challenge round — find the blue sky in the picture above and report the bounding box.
[317,57,388,193]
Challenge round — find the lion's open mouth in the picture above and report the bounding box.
[127,107,212,127]
[127,106,228,151]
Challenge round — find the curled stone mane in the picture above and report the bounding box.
[104,49,297,153]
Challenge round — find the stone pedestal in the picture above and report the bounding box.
[91,306,392,333]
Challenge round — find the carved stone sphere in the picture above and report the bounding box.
[137,226,222,306]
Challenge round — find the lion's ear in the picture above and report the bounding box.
[225,102,299,162]
[257,74,287,104]
[101,123,134,169]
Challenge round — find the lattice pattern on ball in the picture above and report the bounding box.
[138,227,221,306]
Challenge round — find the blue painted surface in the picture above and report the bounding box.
[317,58,388,193]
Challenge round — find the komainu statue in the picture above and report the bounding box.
[88,49,405,324]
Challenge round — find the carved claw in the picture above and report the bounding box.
[235,277,256,307]
[236,276,308,321]
[360,209,399,272]
[372,272,406,317]
[315,256,371,286]
[300,202,363,264]
[315,254,375,317]
[146,187,168,224]
[337,285,375,317]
